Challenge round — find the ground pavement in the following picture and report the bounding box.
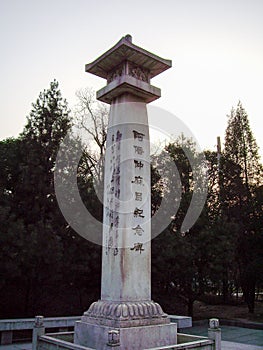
[182,324,263,349]
[0,325,262,350]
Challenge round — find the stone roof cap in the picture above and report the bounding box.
[85,35,172,79]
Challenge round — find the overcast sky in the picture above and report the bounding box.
[0,0,262,158]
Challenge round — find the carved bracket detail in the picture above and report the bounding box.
[107,62,150,84]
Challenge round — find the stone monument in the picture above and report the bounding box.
[74,35,177,349]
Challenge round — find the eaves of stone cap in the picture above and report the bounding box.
[85,36,172,80]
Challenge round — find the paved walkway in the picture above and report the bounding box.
[1,342,263,350]
[0,344,31,350]
[222,341,263,349]
[182,324,263,349]
[1,325,263,349]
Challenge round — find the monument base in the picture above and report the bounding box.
[74,300,177,349]
[74,321,177,349]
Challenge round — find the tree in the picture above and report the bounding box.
[20,80,73,314]
[74,88,109,184]
[224,101,262,189]
[152,137,211,316]
[0,81,75,316]
[223,102,263,313]
[0,138,26,311]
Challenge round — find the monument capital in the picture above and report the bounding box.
[85,35,172,104]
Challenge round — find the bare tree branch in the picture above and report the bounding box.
[74,88,109,182]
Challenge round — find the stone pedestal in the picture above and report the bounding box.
[74,35,175,349]
[75,322,177,350]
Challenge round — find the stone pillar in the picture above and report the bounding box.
[74,35,176,349]
[100,94,151,304]
[32,316,45,350]
[208,318,221,350]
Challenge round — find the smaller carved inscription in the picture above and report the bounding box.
[107,209,113,219]
[116,175,120,187]
[115,188,120,199]
[116,130,122,142]
[108,236,113,247]
[114,215,119,227]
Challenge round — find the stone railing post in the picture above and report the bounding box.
[32,316,45,350]
[208,318,221,350]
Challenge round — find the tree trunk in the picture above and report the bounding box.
[222,268,229,303]
[24,278,32,316]
[242,279,256,313]
[187,298,194,317]
[247,283,256,314]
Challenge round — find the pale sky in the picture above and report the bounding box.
[0,0,263,159]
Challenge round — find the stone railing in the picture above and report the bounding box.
[0,315,80,345]
[33,317,221,350]
[1,315,221,350]
[0,314,192,346]
[38,334,92,350]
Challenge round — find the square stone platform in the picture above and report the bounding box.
[74,321,177,349]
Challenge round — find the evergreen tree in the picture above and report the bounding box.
[224,101,262,188]
[152,137,211,316]
[20,80,72,314]
[223,102,263,313]
[0,81,74,316]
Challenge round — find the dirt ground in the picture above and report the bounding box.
[193,300,263,322]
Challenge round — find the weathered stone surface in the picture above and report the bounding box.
[97,72,161,103]
[208,318,221,350]
[74,322,177,350]
[81,300,168,327]
[100,97,152,304]
[74,36,176,350]
[85,35,172,80]
[169,315,192,329]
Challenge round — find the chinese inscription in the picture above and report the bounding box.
[131,176,143,185]
[134,160,144,169]
[134,145,144,155]
[135,192,142,201]
[130,128,148,253]
[132,225,144,236]
[133,130,145,141]
[133,207,144,218]
[106,129,122,256]
[130,243,144,253]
